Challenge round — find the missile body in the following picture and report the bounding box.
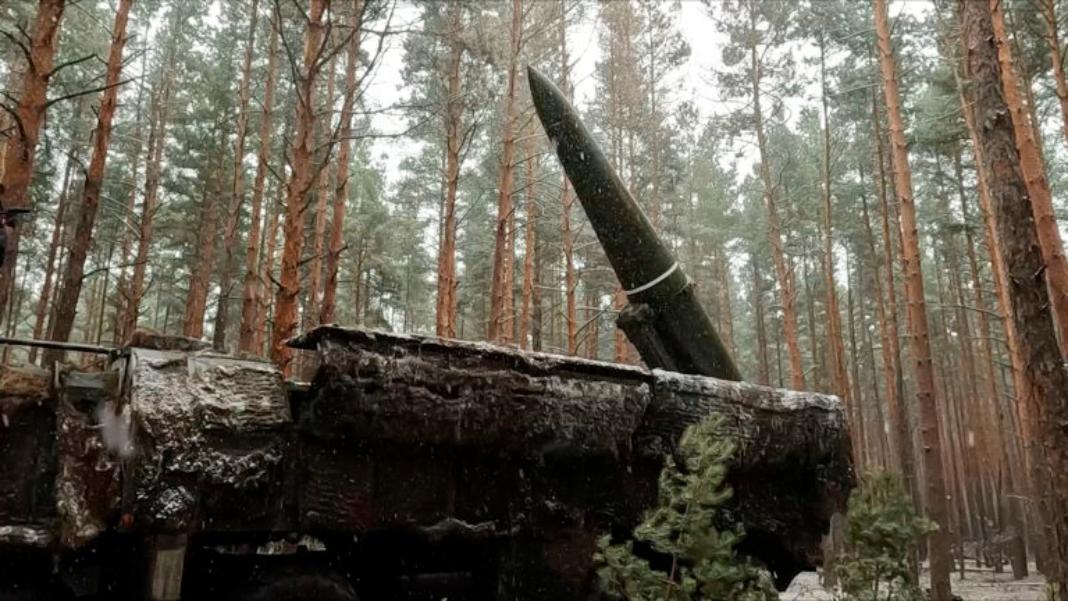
[528,67,740,381]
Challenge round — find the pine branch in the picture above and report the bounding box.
[46,78,134,108]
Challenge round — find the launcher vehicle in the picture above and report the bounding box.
[0,67,852,600]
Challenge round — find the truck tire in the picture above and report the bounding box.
[234,568,358,601]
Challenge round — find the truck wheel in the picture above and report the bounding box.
[235,568,358,601]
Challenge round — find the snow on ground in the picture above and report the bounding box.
[781,566,1048,600]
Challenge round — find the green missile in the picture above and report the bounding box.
[527,66,740,381]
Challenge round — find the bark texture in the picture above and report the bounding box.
[961,0,1068,590]
[488,0,522,344]
[270,0,329,374]
[0,0,67,327]
[989,0,1068,355]
[435,2,463,339]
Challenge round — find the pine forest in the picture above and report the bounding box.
[3,0,1068,600]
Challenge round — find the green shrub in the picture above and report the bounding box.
[835,472,935,601]
[594,416,777,601]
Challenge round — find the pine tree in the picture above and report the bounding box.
[836,473,936,601]
[713,0,806,390]
[44,0,133,362]
[874,0,953,597]
[238,8,281,354]
[213,0,261,350]
[595,415,777,601]
[0,0,67,329]
[270,0,329,374]
[960,0,1068,591]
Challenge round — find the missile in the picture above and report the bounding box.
[528,66,740,381]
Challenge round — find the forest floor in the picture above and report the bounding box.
[781,565,1048,600]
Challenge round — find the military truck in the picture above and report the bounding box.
[0,68,852,600]
[1,328,850,600]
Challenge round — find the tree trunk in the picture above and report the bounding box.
[1040,0,1068,149]
[961,1,1068,590]
[211,0,260,351]
[952,145,1012,568]
[559,0,577,355]
[875,1,953,598]
[714,249,736,357]
[321,0,365,326]
[181,158,223,339]
[304,53,338,351]
[255,183,284,355]
[613,288,626,363]
[238,11,280,354]
[748,4,804,391]
[28,166,72,364]
[871,52,917,505]
[644,3,660,232]
[803,250,824,392]
[860,161,904,474]
[120,63,174,343]
[956,69,1032,579]
[518,134,536,350]
[270,0,329,374]
[0,0,67,326]
[818,36,852,421]
[113,32,151,345]
[45,0,132,363]
[752,260,770,386]
[489,0,522,344]
[845,255,870,467]
[989,0,1068,355]
[936,149,988,545]
[95,239,114,345]
[435,1,462,339]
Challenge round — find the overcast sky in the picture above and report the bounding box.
[363,0,933,193]
[365,1,726,187]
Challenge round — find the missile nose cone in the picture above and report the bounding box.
[527,66,565,139]
[526,65,543,88]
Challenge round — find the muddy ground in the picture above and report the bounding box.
[781,565,1048,600]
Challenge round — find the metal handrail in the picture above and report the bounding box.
[0,336,117,354]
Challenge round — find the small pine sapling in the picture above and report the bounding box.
[836,472,936,601]
[595,415,777,601]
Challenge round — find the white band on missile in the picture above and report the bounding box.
[624,262,678,297]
